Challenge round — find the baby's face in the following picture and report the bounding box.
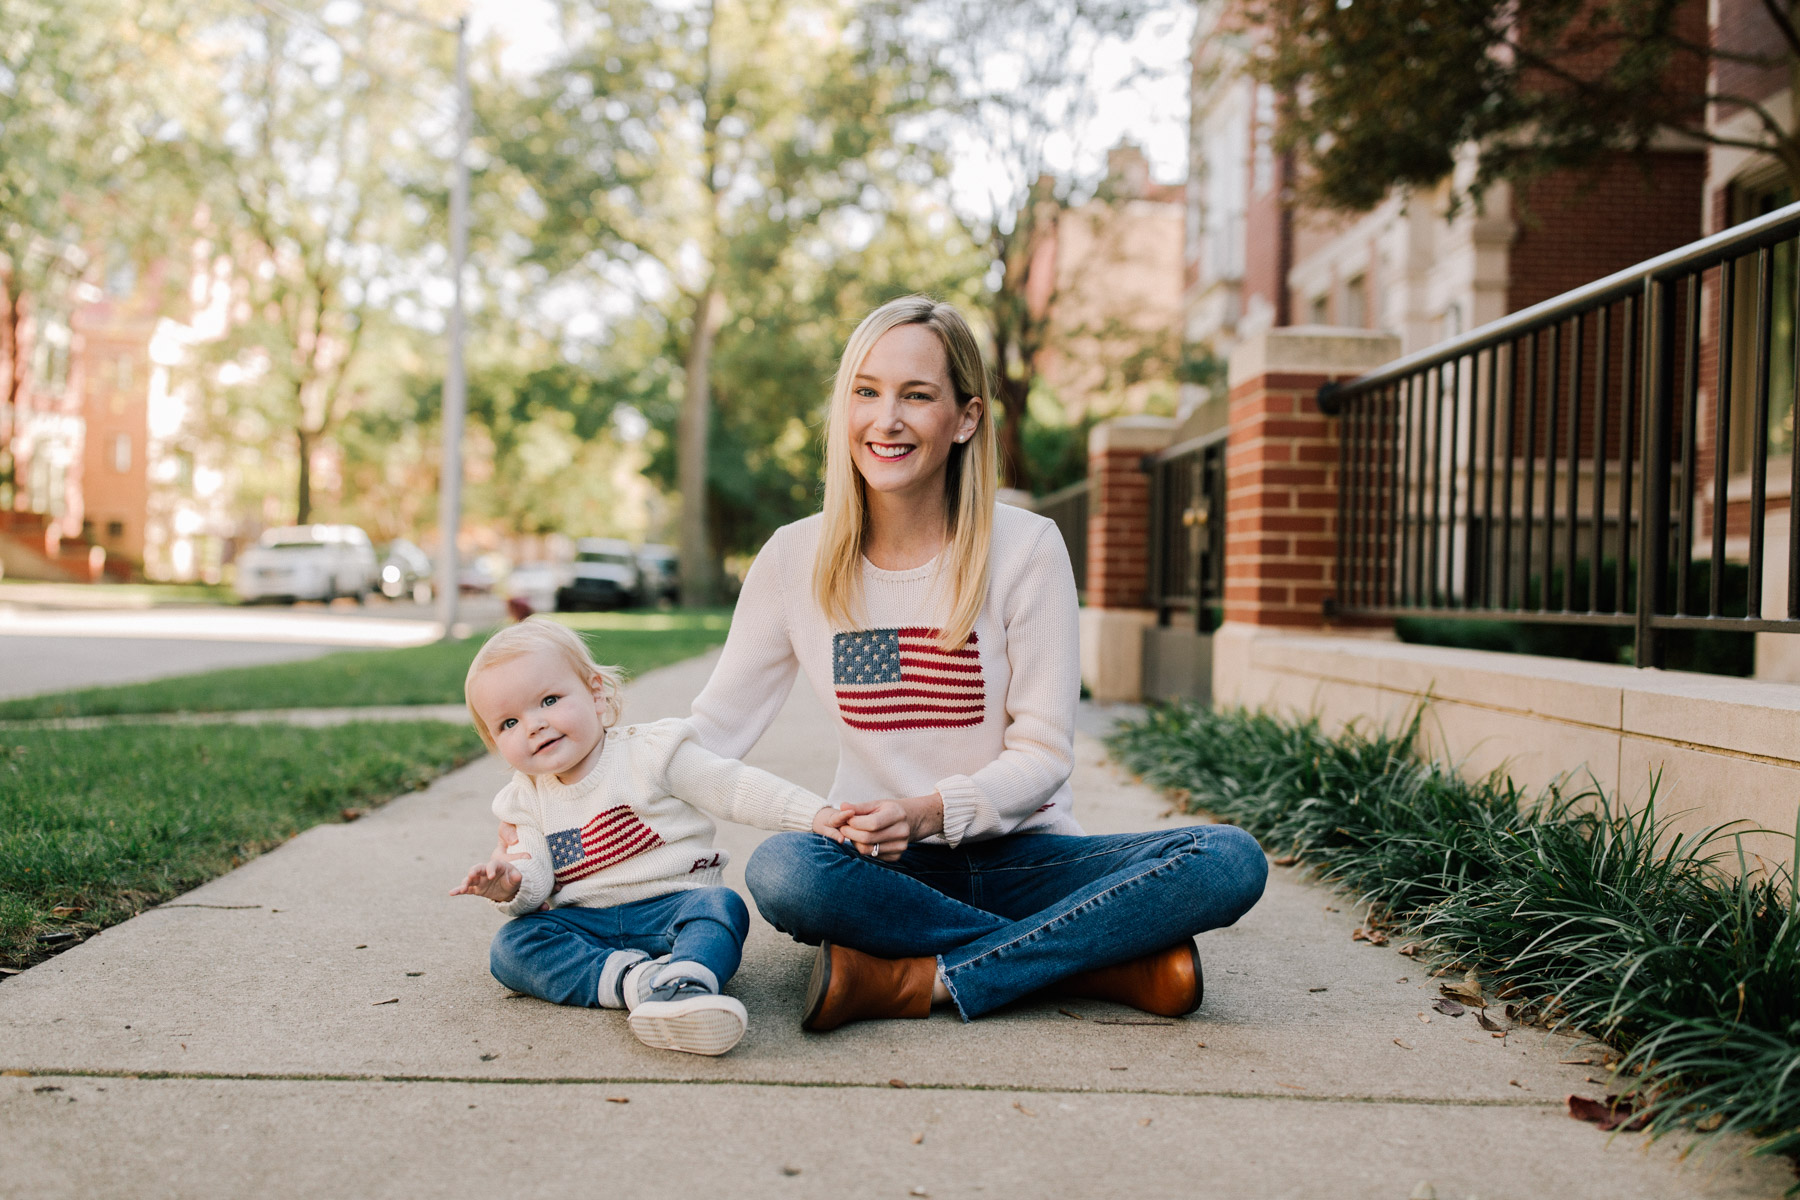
[469,647,608,783]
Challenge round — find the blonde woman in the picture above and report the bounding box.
[680,294,1268,1029]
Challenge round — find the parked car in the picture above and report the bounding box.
[557,537,643,610]
[235,524,379,604]
[459,555,502,595]
[378,538,433,603]
[504,561,570,615]
[635,543,679,605]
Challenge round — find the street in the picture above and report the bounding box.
[0,588,504,700]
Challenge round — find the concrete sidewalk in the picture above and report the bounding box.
[0,652,1790,1199]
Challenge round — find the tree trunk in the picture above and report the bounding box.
[1,270,23,510]
[678,285,722,605]
[995,370,1032,493]
[296,427,314,525]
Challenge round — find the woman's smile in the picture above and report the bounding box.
[867,441,916,461]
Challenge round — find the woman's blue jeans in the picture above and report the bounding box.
[744,825,1268,1020]
[488,887,750,1008]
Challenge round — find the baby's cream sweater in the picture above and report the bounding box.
[687,502,1084,847]
[494,718,825,916]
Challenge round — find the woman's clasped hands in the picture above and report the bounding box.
[811,793,945,862]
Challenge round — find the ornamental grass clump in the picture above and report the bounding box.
[1107,702,1800,1162]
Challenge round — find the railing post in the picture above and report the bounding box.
[1636,276,1673,670]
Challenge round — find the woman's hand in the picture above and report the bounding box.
[836,794,944,862]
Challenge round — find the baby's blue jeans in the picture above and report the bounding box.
[488,886,749,1007]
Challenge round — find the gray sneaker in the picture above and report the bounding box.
[627,977,747,1056]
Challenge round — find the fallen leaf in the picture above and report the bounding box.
[1271,854,1300,867]
[1393,1038,1413,1050]
[479,1052,498,1061]
[1567,1094,1649,1132]
[911,1133,924,1145]
[1476,1011,1505,1033]
[1058,1008,1084,1020]
[1013,1101,1037,1117]
[1351,927,1389,945]
[406,972,424,977]
[49,906,80,917]
[1109,1066,1128,1071]
[1093,1017,1176,1026]
[340,808,363,822]
[0,967,22,976]
[1510,1080,1525,1089]
[1558,1058,1596,1066]
[1396,943,1421,957]
[888,1078,909,1088]
[1432,998,1466,1017]
[1308,986,1329,993]
[372,997,399,1006]
[779,1165,799,1175]
[1138,1118,1153,1126]
[1323,905,1339,913]
[1440,980,1485,1005]
[1696,1113,1725,1132]
[1194,1042,1207,1049]
[910,1189,929,1198]
[355,944,368,950]
[1416,1012,1431,1024]
[607,1097,630,1104]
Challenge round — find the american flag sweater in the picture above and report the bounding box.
[687,502,1084,848]
[492,719,826,916]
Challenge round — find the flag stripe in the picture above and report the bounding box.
[551,806,664,884]
[844,715,985,731]
[899,656,982,674]
[833,686,983,702]
[838,702,986,716]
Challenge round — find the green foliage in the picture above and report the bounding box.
[0,610,732,719]
[1254,0,1800,212]
[0,721,483,968]
[1109,703,1800,1163]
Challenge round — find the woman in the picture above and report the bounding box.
[679,294,1268,1029]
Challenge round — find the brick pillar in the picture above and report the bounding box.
[1079,415,1174,701]
[1223,328,1400,628]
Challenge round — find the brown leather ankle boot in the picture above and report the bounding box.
[801,941,936,1032]
[1056,941,1204,1017]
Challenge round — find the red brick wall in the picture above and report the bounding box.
[1223,372,1342,626]
[1508,152,1706,314]
[1086,447,1152,608]
[1715,0,1790,119]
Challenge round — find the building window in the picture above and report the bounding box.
[1342,274,1366,329]
[1309,294,1329,325]
[113,433,132,474]
[105,520,125,541]
[1726,182,1796,470]
[1252,85,1277,196]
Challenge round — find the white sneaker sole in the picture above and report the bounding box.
[627,994,747,1056]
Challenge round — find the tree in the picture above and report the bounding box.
[492,0,948,597]
[1255,0,1800,213]
[176,0,453,526]
[864,0,1172,492]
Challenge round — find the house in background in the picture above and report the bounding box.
[1026,143,1188,424]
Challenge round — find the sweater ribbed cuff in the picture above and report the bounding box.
[780,789,829,833]
[934,774,982,847]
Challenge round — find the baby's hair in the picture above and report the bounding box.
[464,616,625,750]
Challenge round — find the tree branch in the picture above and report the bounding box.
[1759,0,1800,61]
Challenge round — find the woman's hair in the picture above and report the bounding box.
[463,615,624,750]
[812,294,998,651]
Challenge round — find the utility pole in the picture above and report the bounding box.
[436,14,470,639]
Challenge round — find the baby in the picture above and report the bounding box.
[451,616,835,1055]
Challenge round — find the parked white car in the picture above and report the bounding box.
[557,538,643,610]
[235,525,379,604]
[504,562,570,615]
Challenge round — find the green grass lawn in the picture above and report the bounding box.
[0,721,485,969]
[0,610,733,720]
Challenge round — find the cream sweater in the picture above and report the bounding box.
[688,502,1083,847]
[493,718,826,916]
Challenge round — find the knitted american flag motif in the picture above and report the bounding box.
[547,807,664,885]
[832,626,985,731]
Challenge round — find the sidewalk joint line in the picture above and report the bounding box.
[2,1067,1565,1108]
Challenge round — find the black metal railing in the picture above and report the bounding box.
[1031,479,1090,596]
[1320,200,1800,668]
[1147,428,1228,631]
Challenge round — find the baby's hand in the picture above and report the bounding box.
[812,805,849,842]
[449,859,522,903]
